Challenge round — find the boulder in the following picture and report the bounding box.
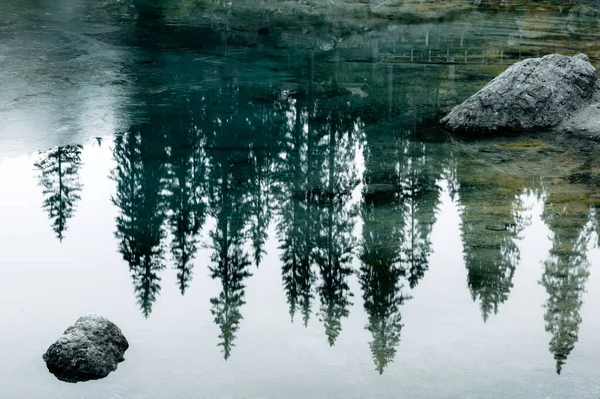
[42,314,129,383]
[441,53,598,134]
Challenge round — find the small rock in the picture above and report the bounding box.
[42,314,129,383]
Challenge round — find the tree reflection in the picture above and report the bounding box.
[111,126,168,318]
[246,100,280,267]
[360,193,408,374]
[457,176,529,321]
[202,85,260,360]
[208,173,252,360]
[359,125,442,373]
[398,140,440,289]
[277,95,317,326]
[35,145,83,241]
[167,109,208,294]
[274,83,362,347]
[541,201,594,374]
[311,91,360,347]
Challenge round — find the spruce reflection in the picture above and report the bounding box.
[360,135,408,375]
[246,101,280,268]
[167,108,208,294]
[202,85,271,360]
[360,194,408,374]
[277,95,317,326]
[398,140,440,290]
[359,128,443,373]
[111,126,168,318]
[35,145,83,241]
[357,54,447,371]
[208,171,252,360]
[312,91,360,347]
[456,165,530,321]
[275,84,362,346]
[541,198,594,374]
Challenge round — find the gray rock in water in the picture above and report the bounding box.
[441,53,598,134]
[42,314,129,383]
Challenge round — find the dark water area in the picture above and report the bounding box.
[2,1,600,398]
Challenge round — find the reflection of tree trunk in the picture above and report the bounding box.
[387,64,393,119]
[58,148,63,234]
[372,40,379,85]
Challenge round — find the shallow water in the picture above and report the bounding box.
[2,1,600,398]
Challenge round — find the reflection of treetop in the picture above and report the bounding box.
[541,203,594,375]
[167,111,208,295]
[35,145,83,242]
[457,174,531,322]
[111,126,168,318]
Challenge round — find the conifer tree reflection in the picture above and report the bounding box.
[360,194,408,374]
[359,126,442,373]
[457,168,529,321]
[247,102,280,266]
[208,163,253,360]
[35,145,83,241]
[398,140,440,289]
[112,126,168,317]
[311,92,361,347]
[273,81,361,344]
[360,131,406,374]
[277,96,316,326]
[541,202,594,374]
[249,159,270,267]
[167,110,208,294]
[203,86,258,360]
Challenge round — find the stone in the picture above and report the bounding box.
[556,89,600,141]
[42,314,129,383]
[441,53,598,134]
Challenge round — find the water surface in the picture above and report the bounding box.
[2,1,600,398]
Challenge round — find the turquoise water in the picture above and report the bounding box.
[1,1,600,398]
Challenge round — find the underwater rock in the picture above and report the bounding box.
[441,53,597,134]
[42,314,129,383]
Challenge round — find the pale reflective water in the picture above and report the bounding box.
[2,1,600,398]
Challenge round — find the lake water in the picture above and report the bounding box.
[2,1,600,398]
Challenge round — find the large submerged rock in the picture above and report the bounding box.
[441,53,598,134]
[42,314,129,383]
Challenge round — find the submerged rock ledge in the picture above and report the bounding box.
[441,53,598,135]
[42,314,129,383]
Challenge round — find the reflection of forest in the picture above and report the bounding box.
[453,136,600,374]
[102,49,451,364]
[30,34,598,372]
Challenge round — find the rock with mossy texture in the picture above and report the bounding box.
[441,53,598,134]
[42,314,129,383]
